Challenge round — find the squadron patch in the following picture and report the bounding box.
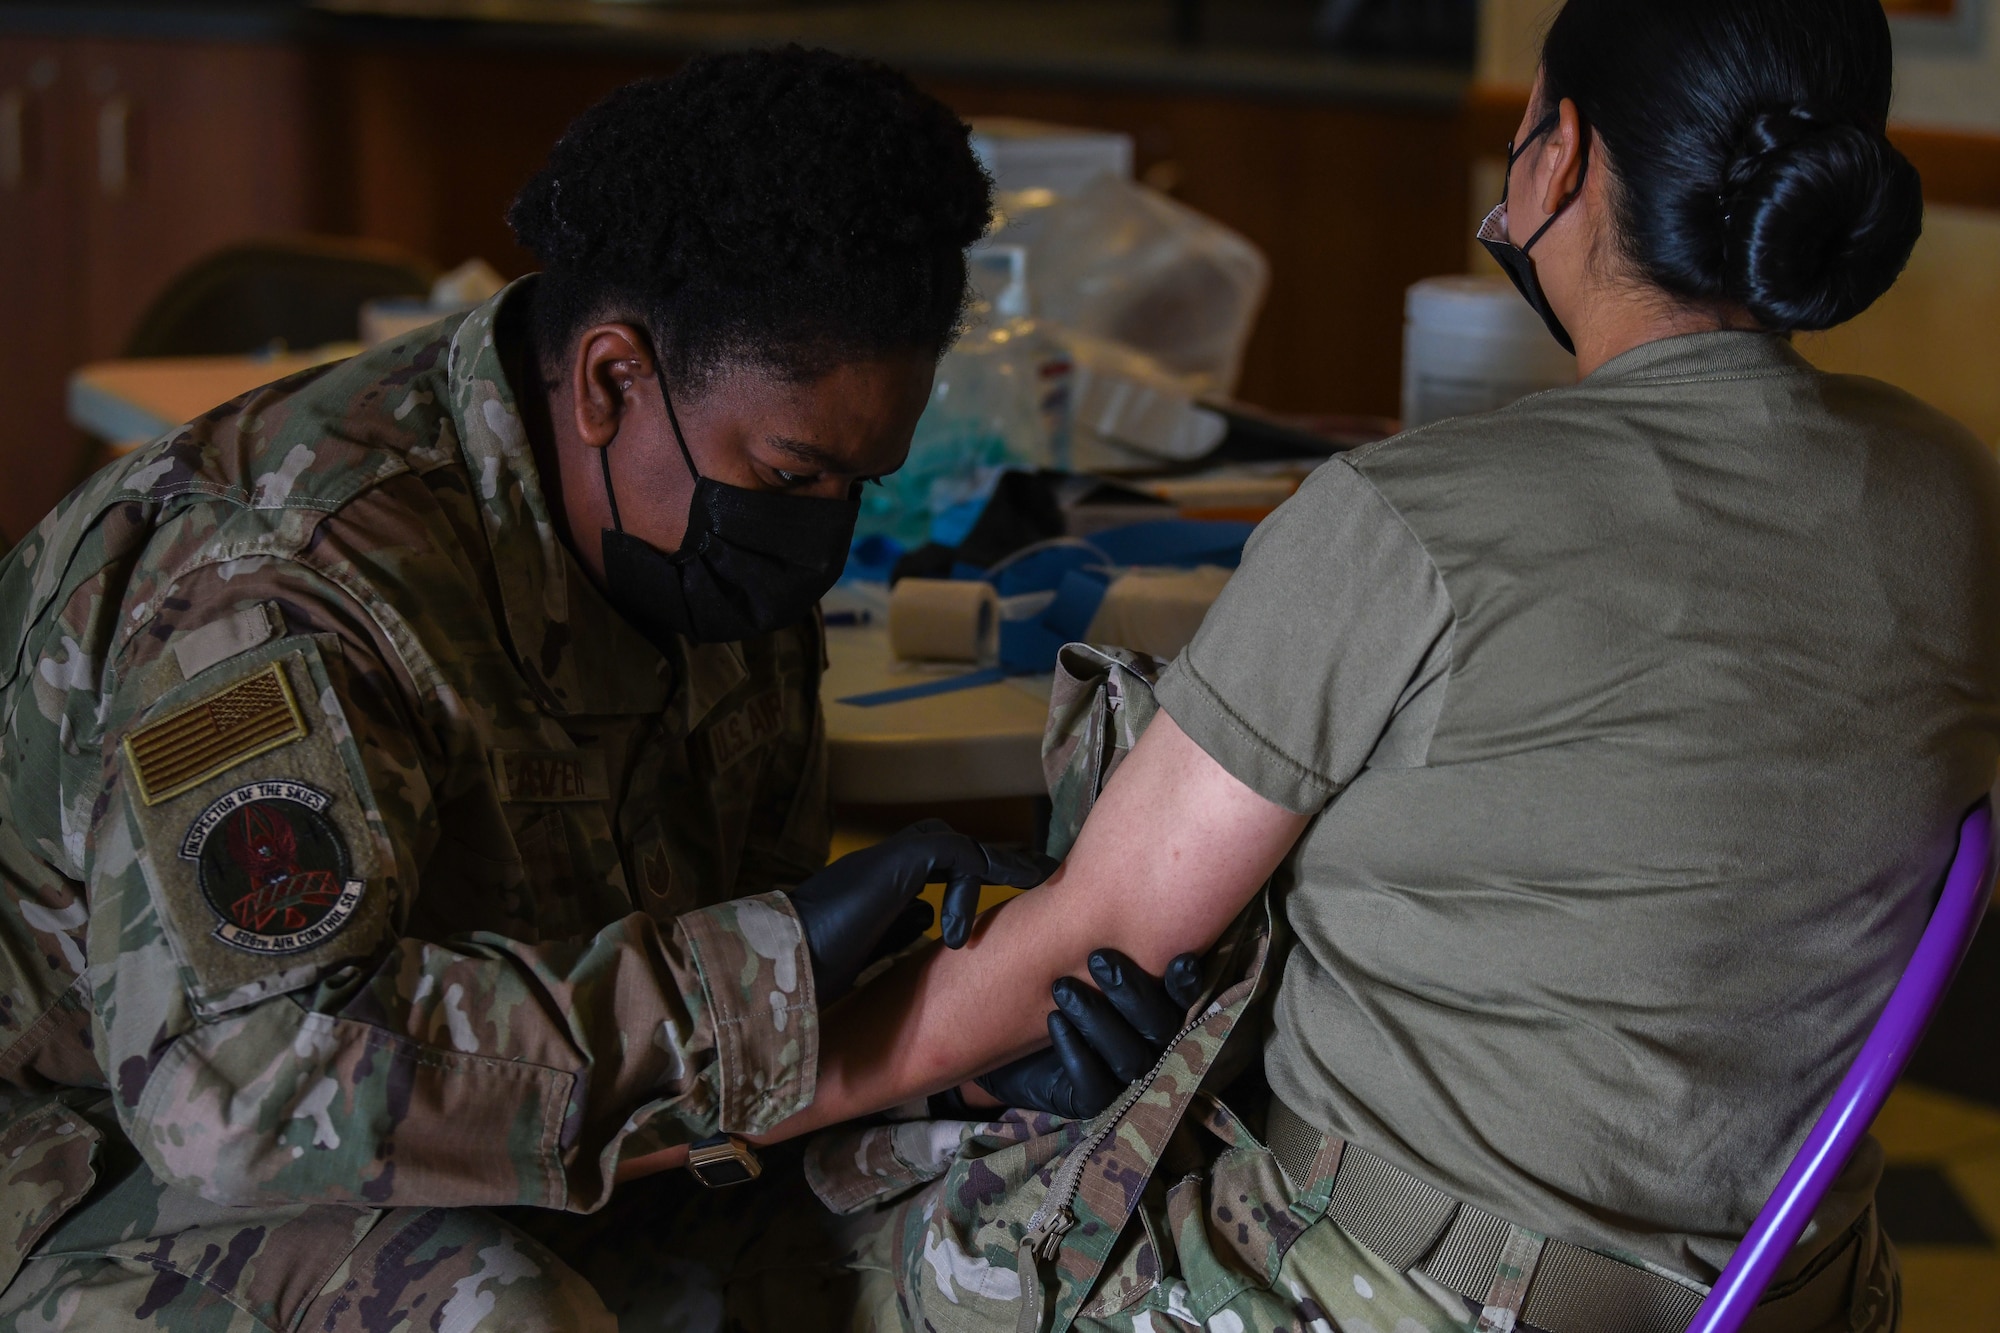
[179,779,364,955]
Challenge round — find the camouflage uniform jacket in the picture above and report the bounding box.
[0,282,831,1285]
[805,645,1281,1333]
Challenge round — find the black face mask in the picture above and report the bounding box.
[599,385,859,648]
[1476,109,1591,355]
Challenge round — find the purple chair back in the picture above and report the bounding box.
[1686,800,1994,1333]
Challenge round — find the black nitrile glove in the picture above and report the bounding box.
[958,949,1206,1119]
[792,819,1057,1001]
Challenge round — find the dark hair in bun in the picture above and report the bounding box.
[508,46,992,388]
[1541,0,1923,332]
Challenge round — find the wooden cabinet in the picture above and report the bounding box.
[324,46,1471,421]
[0,36,86,542]
[0,31,1473,540]
[0,35,321,540]
[335,46,654,279]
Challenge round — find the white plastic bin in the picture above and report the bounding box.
[1401,276,1576,430]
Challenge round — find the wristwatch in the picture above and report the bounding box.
[686,1134,762,1187]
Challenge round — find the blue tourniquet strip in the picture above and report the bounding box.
[836,668,1008,707]
[837,518,1253,706]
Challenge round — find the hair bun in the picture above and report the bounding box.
[1718,106,1923,331]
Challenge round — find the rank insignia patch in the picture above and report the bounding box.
[124,663,307,805]
[179,780,364,955]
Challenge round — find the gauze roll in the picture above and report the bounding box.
[888,578,1000,664]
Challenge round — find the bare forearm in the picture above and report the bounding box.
[764,715,1306,1143]
[771,876,1091,1140]
[617,715,1307,1182]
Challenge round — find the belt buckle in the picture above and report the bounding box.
[687,1134,763,1188]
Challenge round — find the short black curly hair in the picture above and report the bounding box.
[508,47,993,390]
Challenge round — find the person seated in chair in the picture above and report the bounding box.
[691,3,2000,1331]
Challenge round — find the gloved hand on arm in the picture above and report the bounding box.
[789,819,1206,1120]
[790,818,1058,1001]
[937,948,1207,1120]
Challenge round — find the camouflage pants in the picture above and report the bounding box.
[5,1138,1900,1333]
[0,1151,616,1333]
[0,1141,867,1333]
[831,1133,1478,1333]
[825,1115,1902,1333]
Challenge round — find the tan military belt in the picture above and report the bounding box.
[1265,1099,1860,1333]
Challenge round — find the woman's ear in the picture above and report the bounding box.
[570,323,658,451]
[1537,97,1590,220]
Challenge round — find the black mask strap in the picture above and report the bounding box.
[1506,108,1592,255]
[598,442,624,535]
[660,379,702,484]
[598,372,704,538]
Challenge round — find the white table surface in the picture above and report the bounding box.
[821,622,1050,804]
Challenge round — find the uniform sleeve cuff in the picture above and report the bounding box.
[1157,655,1338,816]
[676,892,819,1134]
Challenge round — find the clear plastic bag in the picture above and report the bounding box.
[1017,176,1269,398]
[855,290,1043,548]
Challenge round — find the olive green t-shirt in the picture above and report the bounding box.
[1156,331,2000,1280]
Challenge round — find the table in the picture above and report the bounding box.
[68,349,358,452]
[67,353,1053,805]
[822,622,1050,804]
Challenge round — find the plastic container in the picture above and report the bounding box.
[1400,276,1576,430]
[970,118,1134,198]
[1064,333,1226,468]
[855,265,1046,548]
[971,245,1074,471]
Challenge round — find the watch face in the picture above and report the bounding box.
[691,1155,759,1188]
[688,1136,762,1188]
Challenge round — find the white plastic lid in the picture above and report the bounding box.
[1405,275,1551,339]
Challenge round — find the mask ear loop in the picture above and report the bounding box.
[658,378,702,482]
[598,444,625,534]
[598,366,703,536]
[1502,111,1561,197]
[1516,110,1592,256]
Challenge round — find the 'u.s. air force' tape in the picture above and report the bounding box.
[835,667,1007,708]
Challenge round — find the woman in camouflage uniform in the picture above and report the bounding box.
[0,49,1189,1333]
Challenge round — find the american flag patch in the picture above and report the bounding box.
[123,663,307,806]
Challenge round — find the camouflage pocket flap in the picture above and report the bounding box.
[806,1117,969,1215]
[1189,1090,1262,1155]
[1077,1184,1166,1319]
[804,1109,1067,1216]
[0,1097,102,1292]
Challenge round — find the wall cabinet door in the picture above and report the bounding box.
[70,39,319,362]
[0,36,86,542]
[0,36,319,540]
